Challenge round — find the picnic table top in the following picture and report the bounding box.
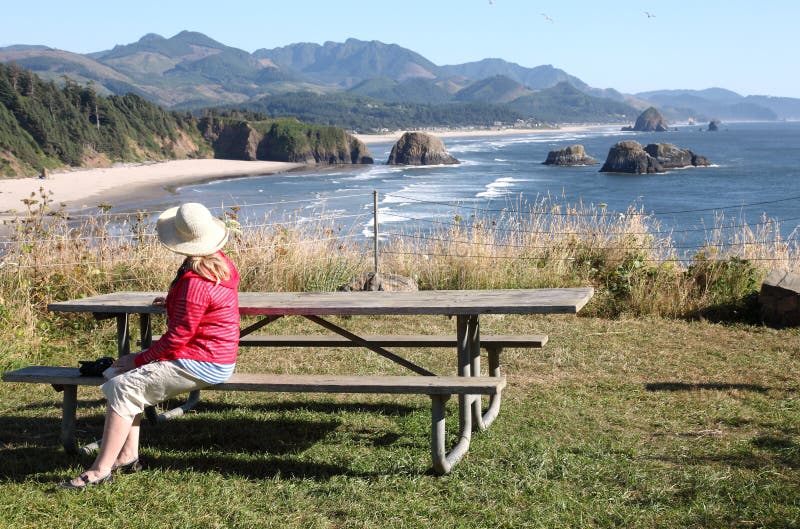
[48,287,594,317]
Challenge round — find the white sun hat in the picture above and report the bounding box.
[156,203,229,256]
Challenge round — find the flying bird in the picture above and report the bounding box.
[644,11,656,18]
[541,13,554,23]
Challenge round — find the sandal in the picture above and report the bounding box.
[60,471,114,490]
[112,458,143,474]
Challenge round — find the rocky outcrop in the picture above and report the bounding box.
[207,122,261,160]
[708,119,721,131]
[387,132,459,165]
[257,122,373,164]
[643,143,711,168]
[599,141,664,174]
[339,272,419,292]
[759,269,800,327]
[543,144,598,166]
[621,107,669,132]
[203,119,373,164]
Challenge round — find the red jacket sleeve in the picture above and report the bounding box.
[135,276,211,366]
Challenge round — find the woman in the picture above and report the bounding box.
[62,202,240,489]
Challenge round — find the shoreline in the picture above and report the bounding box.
[354,123,615,144]
[0,159,306,218]
[0,123,616,219]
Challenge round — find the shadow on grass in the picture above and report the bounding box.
[144,416,340,454]
[190,399,419,417]
[0,401,414,482]
[0,445,74,483]
[684,292,762,325]
[649,434,800,471]
[147,452,373,480]
[17,397,106,411]
[645,382,771,393]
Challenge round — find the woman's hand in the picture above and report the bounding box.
[111,353,137,372]
[152,296,166,307]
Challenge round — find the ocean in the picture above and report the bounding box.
[121,121,800,256]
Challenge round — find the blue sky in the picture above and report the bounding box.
[3,0,798,97]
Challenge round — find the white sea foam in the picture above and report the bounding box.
[380,181,468,204]
[476,176,525,199]
[341,165,404,181]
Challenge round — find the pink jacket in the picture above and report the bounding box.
[135,251,240,367]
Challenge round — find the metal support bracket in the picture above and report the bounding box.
[303,315,435,376]
[239,315,283,338]
[473,347,503,430]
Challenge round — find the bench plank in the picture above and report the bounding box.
[2,366,105,387]
[2,366,505,395]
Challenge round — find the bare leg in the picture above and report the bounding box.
[66,407,133,486]
[115,414,141,467]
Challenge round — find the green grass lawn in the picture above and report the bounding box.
[1,315,798,528]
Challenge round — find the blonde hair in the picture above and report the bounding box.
[185,253,231,284]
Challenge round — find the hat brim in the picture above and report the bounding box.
[156,206,230,256]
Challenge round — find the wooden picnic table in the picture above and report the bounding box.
[49,287,593,419]
[46,287,594,472]
[50,287,591,364]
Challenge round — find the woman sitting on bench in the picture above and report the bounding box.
[62,203,240,490]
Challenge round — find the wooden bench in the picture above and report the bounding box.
[143,333,546,430]
[2,366,506,475]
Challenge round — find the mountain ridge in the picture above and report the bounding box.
[1,31,797,122]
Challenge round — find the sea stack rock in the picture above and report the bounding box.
[387,132,459,165]
[643,143,711,168]
[543,144,598,166]
[600,141,664,174]
[708,119,721,131]
[621,107,669,132]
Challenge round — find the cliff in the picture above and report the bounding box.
[202,118,374,164]
[0,62,209,177]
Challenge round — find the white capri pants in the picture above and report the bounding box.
[102,361,210,421]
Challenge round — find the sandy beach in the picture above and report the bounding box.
[0,159,304,216]
[0,124,611,218]
[354,124,607,144]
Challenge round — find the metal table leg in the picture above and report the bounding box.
[116,314,130,357]
[431,315,475,473]
[466,315,503,431]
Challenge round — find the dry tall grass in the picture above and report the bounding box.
[1,195,797,356]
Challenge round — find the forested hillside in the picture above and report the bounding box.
[0,62,209,176]
[0,64,379,176]
[230,91,528,131]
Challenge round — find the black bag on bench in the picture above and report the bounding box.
[78,357,114,377]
